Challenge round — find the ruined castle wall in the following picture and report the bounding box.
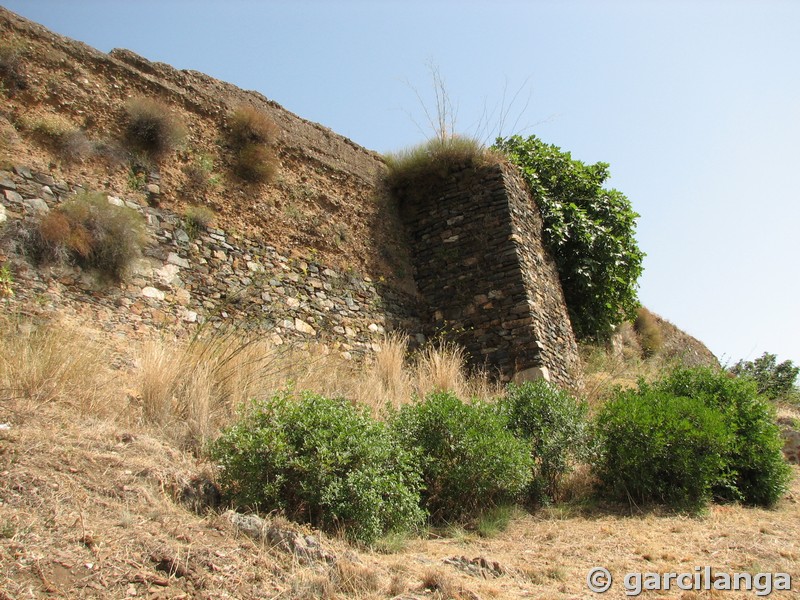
[1,166,421,358]
[398,163,581,390]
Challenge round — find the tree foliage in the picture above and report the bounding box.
[729,352,800,400]
[493,135,644,340]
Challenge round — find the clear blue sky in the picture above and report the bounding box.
[4,0,799,367]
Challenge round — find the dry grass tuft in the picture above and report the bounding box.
[420,567,469,599]
[26,190,148,281]
[227,105,279,184]
[234,142,278,183]
[0,41,26,94]
[634,306,663,357]
[137,329,283,447]
[331,559,382,595]
[228,105,279,148]
[124,96,186,157]
[0,315,117,418]
[385,135,505,193]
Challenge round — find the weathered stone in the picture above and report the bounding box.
[33,172,55,186]
[180,309,198,323]
[23,198,49,213]
[0,204,6,224]
[107,195,125,207]
[4,189,23,203]
[141,286,165,301]
[294,318,316,335]
[167,252,190,269]
[513,366,550,384]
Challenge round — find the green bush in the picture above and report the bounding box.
[593,388,732,509]
[493,135,644,341]
[209,392,424,545]
[654,367,791,506]
[124,97,185,157]
[498,380,589,503]
[391,391,533,522]
[28,191,147,280]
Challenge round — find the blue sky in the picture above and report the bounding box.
[4,0,799,367]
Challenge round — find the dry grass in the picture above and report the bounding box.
[26,190,149,281]
[580,321,686,407]
[353,333,501,415]
[136,327,499,447]
[385,135,505,192]
[234,142,278,183]
[634,306,664,357]
[228,105,279,148]
[124,96,186,157]
[0,314,118,419]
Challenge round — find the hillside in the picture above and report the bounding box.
[2,6,799,600]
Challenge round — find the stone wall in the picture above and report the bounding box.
[1,158,582,389]
[0,165,421,358]
[397,162,582,390]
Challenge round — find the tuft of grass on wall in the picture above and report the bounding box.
[183,204,215,238]
[228,105,278,147]
[0,42,26,95]
[123,97,186,158]
[233,143,277,183]
[227,106,279,184]
[634,306,663,358]
[23,113,92,162]
[385,135,502,193]
[27,191,148,280]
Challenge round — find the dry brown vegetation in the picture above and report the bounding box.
[1,312,798,598]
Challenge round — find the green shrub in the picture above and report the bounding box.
[233,142,277,183]
[209,392,424,545]
[498,380,590,503]
[593,388,732,509]
[391,391,533,522]
[633,307,663,357]
[28,191,147,280]
[729,352,799,401]
[385,135,499,193]
[654,367,791,507]
[124,97,185,157]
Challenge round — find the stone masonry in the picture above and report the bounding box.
[0,165,420,359]
[397,162,582,390]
